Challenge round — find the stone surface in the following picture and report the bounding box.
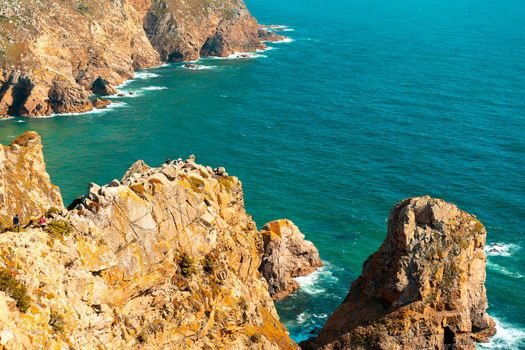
[0,132,63,228]
[259,219,323,300]
[0,0,282,117]
[92,98,112,109]
[91,77,117,96]
[0,132,298,349]
[301,196,496,350]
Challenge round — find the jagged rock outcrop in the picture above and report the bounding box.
[259,219,323,300]
[0,132,63,228]
[0,133,298,349]
[145,0,267,61]
[301,196,496,350]
[0,0,282,117]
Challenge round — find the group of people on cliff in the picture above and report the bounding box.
[9,214,47,232]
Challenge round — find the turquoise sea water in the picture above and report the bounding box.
[1,0,524,347]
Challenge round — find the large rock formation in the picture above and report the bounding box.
[259,219,323,300]
[0,0,280,117]
[0,132,63,228]
[0,134,298,349]
[302,196,496,350]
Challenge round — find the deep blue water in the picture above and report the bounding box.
[1,0,524,347]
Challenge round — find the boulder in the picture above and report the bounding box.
[48,78,93,115]
[301,196,496,350]
[91,77,117,96]
[92,98,111,109]
[259,219,323,300]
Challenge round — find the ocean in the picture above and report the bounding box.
[0,0,524,347]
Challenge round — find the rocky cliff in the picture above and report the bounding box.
[0,132,298,349]
[0,0,280,117]
[0,131,63,228]
[259,219,323,300]
[301,196,496,350]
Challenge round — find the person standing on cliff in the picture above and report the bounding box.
[12,214,20,232]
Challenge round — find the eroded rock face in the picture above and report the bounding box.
[0,135,298,349]
[302,196,496,350]
[0,132,63,228]
[259,219,323,300]
[144,0,267,62]
[0,0,281,117]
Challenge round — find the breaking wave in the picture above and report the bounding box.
[293,262,339,295]
[485,242,520,257]
[477,317,525,349]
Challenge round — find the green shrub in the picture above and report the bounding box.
[203,255,215,275]
[136,331,147,344]
[250,333,262,343]
[77,3,89,13]
[179,254,196,277]
[45,207,62,218]
[45,220,73,241]
[0,268,31,312]
[49,310,65,332]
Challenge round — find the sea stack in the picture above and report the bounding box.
[259,219,323,300]
[301,196,496,350]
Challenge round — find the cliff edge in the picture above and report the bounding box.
[301,196,496,350]
[0,131,63,228]
[0,133,297,349]
[0,0,281,117]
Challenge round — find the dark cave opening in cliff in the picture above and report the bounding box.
[444,326,455,345]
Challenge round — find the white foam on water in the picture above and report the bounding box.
[273,37,294,44]
[134,72,160,79]
[293,262,339,295]
[296,311,328,325]
[211,52,267,60]
[182,64,216,70]
[257,46,275,52]
[486,261,523,279]
[261,24,293,32]
[16,119,26,123]
[140,86,168,91]
[477,317,525,349]
[485,242,520,257]
[109,86,167,97]
[56,101,128,117]
[0,116,14,121]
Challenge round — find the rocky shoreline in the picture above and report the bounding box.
[0,0,284,119]
[0,132,496,349]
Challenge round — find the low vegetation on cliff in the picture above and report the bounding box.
[0,0,281,118]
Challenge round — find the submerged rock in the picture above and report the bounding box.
[259,219,323,300]
[301,196,496,350]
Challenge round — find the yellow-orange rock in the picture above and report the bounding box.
[301,196,496,350]
[260,219,323,300]
[0,132,63,228]
[0,135,298,349]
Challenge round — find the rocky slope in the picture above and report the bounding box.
[301,196,496,350]
[259,219,323,300]
[0,0,281,118]
[0,132,298,349]
[0,131,63,228]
